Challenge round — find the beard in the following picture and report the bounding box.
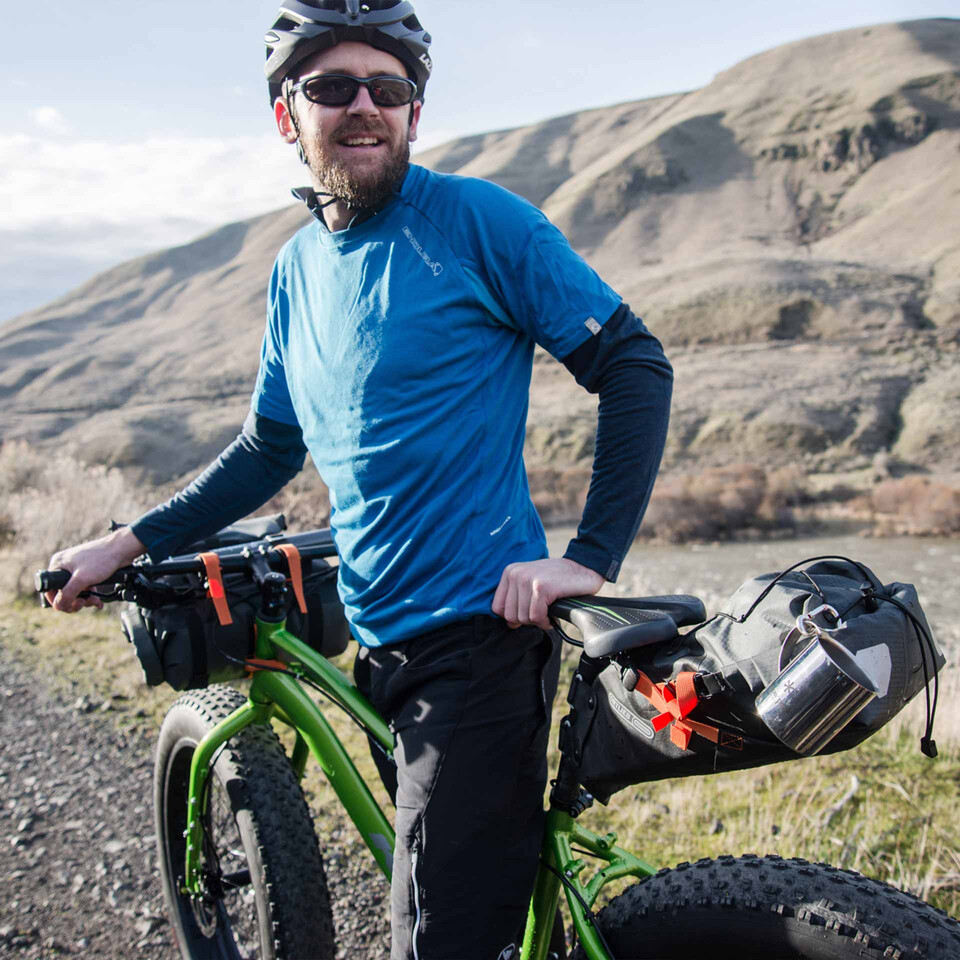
[302,118,411,210]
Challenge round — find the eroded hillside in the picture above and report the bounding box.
[1,19,957,485]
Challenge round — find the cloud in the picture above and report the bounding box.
[30,106,69,133]
[1,132,306,231]
[0,132,308,322]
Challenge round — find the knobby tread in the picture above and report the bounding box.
[570,854,960,960]
[159,685,334,958]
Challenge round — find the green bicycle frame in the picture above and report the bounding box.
[180,614,657,960]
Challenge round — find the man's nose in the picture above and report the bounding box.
[346,83,379,117]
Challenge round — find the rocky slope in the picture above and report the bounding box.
[1,19,958,485]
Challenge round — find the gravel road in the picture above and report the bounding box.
[0,637,391,959]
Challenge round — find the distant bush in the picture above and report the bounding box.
[528,465,592,526]
[868,477,960,536]
[0,440,151,594]
[638,464,809,544]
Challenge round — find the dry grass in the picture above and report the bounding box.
[0,440,153,596]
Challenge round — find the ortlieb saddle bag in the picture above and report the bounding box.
[120,515,351,691]
[563,557,945,803]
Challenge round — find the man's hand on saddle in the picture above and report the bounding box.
[45,527,146,613]
[492,557,605,630]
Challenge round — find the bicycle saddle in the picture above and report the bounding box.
[548,594,706,659]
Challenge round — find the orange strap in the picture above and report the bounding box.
[197,552,233,626]
[275,543,308,614]
[245,658,289,675]
[631,669,720,750]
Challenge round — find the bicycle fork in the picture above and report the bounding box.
[180,618,397,900]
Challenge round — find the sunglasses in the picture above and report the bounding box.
[288,73,418,108]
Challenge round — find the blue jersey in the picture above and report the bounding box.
[252,164,621,646]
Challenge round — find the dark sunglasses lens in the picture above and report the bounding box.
[301,76,414,107]
[367,78,415,106]
[303,76,358,105]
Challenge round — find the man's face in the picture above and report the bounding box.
[277,42,421,209]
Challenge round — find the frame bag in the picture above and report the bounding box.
[567,558,945,803]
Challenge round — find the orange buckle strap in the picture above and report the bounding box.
[197,552,233,626]
[631,669,721,750]
[275,543,308,615]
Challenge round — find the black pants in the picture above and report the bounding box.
[355,616,561,960]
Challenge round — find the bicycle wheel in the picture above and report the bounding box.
[155,685,335,959]
[570,854,960,960]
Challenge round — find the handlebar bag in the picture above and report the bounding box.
[120,522,351,691]
[565,558,945,803]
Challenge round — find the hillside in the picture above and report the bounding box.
[1,18,958,486]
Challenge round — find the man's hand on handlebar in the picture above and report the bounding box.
[492,557,605,630]
[46,527,147,613]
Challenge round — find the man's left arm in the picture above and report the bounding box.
[492,303,673,627]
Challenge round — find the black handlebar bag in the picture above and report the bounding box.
[120,516,351,691]
[566,558,945,803]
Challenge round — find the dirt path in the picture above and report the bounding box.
[0,640,171,958]
[0,637,391,959]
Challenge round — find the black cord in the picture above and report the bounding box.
[712,555,876,625]
[869,592,940,758]
[539,859,615,959]
[834,588,940,758]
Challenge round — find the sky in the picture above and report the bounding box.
[1,1,954,324]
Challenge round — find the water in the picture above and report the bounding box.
[546,530,960,656]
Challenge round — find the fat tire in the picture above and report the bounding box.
[570,854,960,960]
[154,685,335,959]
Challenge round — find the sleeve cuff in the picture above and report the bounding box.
[563,540,621,583]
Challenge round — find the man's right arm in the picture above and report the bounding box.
[47,411,307,612]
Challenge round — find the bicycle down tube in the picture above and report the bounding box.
[181,616,396,896]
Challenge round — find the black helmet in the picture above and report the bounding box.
[264,0,432,105]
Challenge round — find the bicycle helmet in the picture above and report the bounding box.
[264,0,433,105]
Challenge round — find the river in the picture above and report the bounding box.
[545,530,960,656]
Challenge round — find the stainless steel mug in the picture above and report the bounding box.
[756,634,881,756]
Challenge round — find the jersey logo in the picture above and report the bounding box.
[403,226,444,277]
[490,515,512,536]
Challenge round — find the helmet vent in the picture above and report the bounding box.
[402,14,422,31]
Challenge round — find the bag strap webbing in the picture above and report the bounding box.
[632,670,720,750]
[275,543,308,614]
[245,658,290,675]
[197,552,233,626]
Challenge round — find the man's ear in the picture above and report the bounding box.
[274,97,299,143]
[407,99,422,143]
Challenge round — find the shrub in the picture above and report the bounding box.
[869,477,960,536]
[638,464,808,544]
[0,441,151,594]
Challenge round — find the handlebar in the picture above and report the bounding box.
[35,528,338,603]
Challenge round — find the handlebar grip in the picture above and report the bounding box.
[35,569,72,594]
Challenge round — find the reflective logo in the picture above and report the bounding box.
[490,515,512,536]
[609,694,655,740]
[419,52,433,73]
[403,226,443,276]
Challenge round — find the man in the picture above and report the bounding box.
[47,2,673,957]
